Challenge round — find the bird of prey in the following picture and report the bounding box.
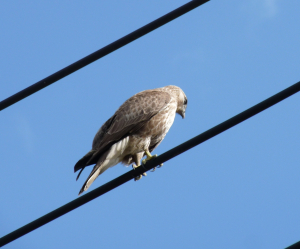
[74,85,187,195]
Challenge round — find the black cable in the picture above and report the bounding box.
[285,241,300,249]
[1,80,300,247]
[0,0,210,112]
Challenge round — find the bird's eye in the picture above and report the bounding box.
[184,98,188,105]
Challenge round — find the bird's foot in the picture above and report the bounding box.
[150,163,163,172]
[142,150,163,172]
[132,163,147,181]
[142,150,158,165]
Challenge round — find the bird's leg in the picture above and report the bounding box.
[142,149,157,164]
[132,162,147,181]
[142,149,163,172]
[132,152,146,181]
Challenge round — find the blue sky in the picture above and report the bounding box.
[1,1,300,248]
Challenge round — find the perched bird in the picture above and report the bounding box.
[74,85,187,195]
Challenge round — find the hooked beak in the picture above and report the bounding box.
[179,110,185,119]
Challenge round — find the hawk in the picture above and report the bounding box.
[74,85,187,195]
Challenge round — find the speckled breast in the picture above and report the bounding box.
[140,98,177,146]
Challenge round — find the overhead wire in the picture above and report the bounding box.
[1,80,300,247]
[285,241,300,249]
[1,0,299,247]
[0,0,209,112]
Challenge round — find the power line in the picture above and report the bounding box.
[1,80,300,247]
[0,0,209,112]
[285,241,300,249]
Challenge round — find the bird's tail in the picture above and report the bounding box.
[78,150,110,195]
[74,150,95,181]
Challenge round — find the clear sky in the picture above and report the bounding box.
[1,1,300,248]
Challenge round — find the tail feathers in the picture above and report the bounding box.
[74,150,95,173]
[76,168,84,181]
[74,150,96,180]
[78,150,110,195]
[78,164,102,195]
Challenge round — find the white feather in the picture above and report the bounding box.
[85,136,130,191]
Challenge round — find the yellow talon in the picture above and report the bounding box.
[133,149,161,180]
[143,149,163,172]
[134,175,142,181]
[142,150,157,165]
[150,163,163,172]
[132,163,147,181]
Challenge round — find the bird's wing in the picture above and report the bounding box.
[74,90,171,172]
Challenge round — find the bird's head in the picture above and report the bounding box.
[176,89,187,119]
[163,85,187,119]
